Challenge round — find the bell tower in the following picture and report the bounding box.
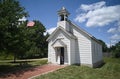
[57,7,72,33]
[58,7,70,21]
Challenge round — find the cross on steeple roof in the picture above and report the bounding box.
[58,7,70,16]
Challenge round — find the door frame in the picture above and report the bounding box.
[60,47,64,65]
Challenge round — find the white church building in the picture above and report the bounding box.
[47,7,103,67]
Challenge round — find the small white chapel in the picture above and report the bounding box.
[47,7,103,67]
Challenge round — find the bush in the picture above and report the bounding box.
[112,52,120,58]
[18,47,48,59]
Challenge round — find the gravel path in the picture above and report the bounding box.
[0,64,66,79]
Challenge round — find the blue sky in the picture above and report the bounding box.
[19,0,120,47]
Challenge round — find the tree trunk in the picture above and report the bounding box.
[14,53,16,63]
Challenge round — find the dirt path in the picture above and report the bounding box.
[0,64,66,79]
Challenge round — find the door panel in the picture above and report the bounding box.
[60,47,64,64]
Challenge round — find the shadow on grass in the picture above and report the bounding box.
[72,61,105,68]
[0,61,36,78]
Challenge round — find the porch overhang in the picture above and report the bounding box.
[51,39,66,48]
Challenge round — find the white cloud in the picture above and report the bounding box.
[119,26,120,32]
[47,27,56,34]
[107,28,117,33]
[74,1,120,27]
[107,22,120,40]
[118,21,120,32]
[111,34,120,40]
[44,27,56,35]
[19,17,27,21]
[110,39,119,46]
[75,14,86,22]
[106,43,111,48]
[80,1,105,11]
[111,40,118,44]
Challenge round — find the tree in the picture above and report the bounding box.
[111,41,120,58]
[0,0,48,61]
[98,39,108,52]
[25,20,48,58]
[0,0,28,62]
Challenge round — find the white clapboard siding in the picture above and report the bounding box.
[48,41,56,63]
[48,19,103,67]
[57,21,70,32]
[72,25,92,64]
[91,40,103,63]
[48,30,71,65]
[70,39,76,64]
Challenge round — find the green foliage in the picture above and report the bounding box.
[22,20,48,59]
[98,39,108,52]
[0,0,28,62]
[0,0,49,60]
[111,41,120,58]
[0,0,27,50]
[0,52,14,60]
[35,58,120,79]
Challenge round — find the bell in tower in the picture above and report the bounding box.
[58,7,70,21]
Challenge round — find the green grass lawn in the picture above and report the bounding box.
[34,57,120,79]
[0,58,47,77]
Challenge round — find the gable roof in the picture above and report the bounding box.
[46,26,77,41]
[69,20,101,45]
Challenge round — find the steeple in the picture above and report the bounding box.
[57,7,70,21]
[57,7,72,33]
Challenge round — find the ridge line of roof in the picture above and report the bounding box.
[68,20,93,37]
[68,20,102,44]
